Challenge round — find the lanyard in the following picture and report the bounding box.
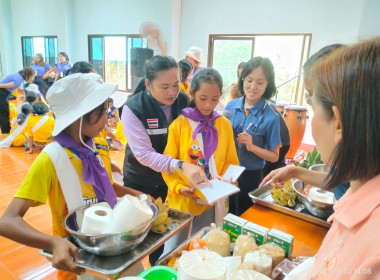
[234,101,268,136]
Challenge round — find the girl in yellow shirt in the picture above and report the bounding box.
[26,101,55,153]
[0,73,144,280]
[178,59,193,97]
[162,68,239,252]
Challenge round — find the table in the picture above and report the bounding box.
[241,204,329,257]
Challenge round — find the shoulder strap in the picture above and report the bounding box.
[0,117,29,148]
[186,118,218,178]
[42,142,84,212]
[31,115,49,133]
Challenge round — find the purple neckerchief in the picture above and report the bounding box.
[54,132,117,208]
[181,107,220,163]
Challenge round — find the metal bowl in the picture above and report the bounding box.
[63,201,159,256]
[309,164,330,172]
[292,179,335,219]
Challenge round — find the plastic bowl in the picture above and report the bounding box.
[292,179,335,219]
[137,265,178,280]
[63,201,159,256]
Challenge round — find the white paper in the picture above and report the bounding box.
[222,165,246,182]
[196,179,240,205]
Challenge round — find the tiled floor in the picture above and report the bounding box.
[0,147,126,279]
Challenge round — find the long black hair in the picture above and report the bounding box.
[178,59,193,83]
[133,55,178,94]
[69,61,95,75]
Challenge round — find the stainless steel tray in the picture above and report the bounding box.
[156,226,211,266]
[40,208,193,279]
[249,185,331,229]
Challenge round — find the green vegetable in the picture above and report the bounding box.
[295,148,323,169]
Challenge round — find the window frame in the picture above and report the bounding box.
[88,34,147,92]
[21,35,58,68]
[208,33,312,105]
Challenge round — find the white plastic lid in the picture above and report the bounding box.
[178,249,226,280]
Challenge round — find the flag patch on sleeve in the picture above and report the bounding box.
[147,118,159,128]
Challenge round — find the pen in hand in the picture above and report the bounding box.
[245,122,253,131]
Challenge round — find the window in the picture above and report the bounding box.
[88,35,148,92]
[21,36,58,68]
[208,34,311,104]
[0,53,3,79]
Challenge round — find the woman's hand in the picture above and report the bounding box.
[179,186,198,200]
[110,161,122,173]
[181,162,208,184]
[42,73,49,80]
[215,174,238,187]
[51,236,85,275]
[259,166,295,188]
[237,131,253,149]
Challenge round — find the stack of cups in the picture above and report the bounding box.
[103,195,153,233]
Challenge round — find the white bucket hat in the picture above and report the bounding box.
[186,46,203,63]
[47,73,117,136]
[25,83,41,94]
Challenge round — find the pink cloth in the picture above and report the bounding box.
[307,174,380,279]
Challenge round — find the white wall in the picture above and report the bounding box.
[69,0,177,62]
[180,0,365,64]
[0,0,178,73]
[1,0,380,74]
[358,0,380,39]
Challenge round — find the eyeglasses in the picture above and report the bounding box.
[242,78,268,89]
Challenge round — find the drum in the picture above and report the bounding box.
[282,105,308,159]
[275,102,295,116]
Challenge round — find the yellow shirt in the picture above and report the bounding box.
[97,127,108,140]
[15,137,114,237]
[180,81,191,97]
[163,115,239,216]
[9,117,27,147]
[9,103,18,121]
[26,115,55,142]
[114,120,127,146]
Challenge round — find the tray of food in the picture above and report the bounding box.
[40,208,193,279]
[249,182,332,229]
[157,226,212,267]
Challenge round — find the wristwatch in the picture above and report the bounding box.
[176,160,184,170]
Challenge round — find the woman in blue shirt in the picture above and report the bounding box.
[54,52,72,82]
[225,57,281,215]
[0,68,35,135]
[31,53,53,96]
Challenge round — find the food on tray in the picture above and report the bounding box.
[233,233,258,260]
[188,238,207,251]
[205,223,231,257]
[151,197,172,234]
[243,250,272,277]
[258,243,286,269]
[270,180,297,207]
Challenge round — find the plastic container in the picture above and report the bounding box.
[138,265,178,280]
